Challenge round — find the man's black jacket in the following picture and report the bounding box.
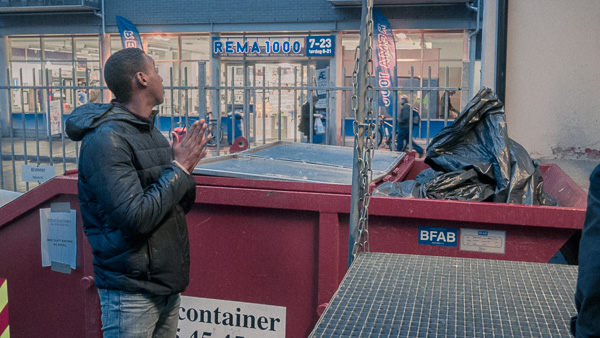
[573,164,600,337]
[66,103,195,295]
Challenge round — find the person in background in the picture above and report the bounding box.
[77,87,87,105]
[299,95,320,142]
[89,80,101,103]
[397,96,424,157]
[571,164,600,337]
[439,90,460,118]
[66,48,210,338]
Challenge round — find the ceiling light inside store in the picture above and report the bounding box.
[152,36,171,41]
[396,33,407,39]
[149,46,170,52]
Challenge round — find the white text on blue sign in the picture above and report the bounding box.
[305,35,335,56]
[418,226,458,247]
[212,37,304,57]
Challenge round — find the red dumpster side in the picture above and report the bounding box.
[0,155,587,337]
[0,176,100,338]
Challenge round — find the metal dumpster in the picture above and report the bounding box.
[0,141,587,338]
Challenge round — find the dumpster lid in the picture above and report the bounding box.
[193,141,404,185]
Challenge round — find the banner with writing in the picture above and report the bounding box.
[116,16,143,50]
[372,8,398,119]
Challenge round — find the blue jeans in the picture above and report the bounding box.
[397,129,424,155]
[98,289,181,338]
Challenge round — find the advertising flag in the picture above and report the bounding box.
[116,16,143,50]
[372,8,398,119]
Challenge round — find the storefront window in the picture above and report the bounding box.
[342,30,464,120]
[110,34,210,116]
[9,36,101,114]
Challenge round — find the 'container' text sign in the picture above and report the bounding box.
[178,296,286,338]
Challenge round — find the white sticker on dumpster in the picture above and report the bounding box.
[460,229,506,254]
[22,164,55,183]
[40,207,77,269]
[178,296,286,338]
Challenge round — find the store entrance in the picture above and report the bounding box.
[221,61,314,144]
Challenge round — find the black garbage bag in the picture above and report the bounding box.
[373,87,557,205]
[374,168,495,201]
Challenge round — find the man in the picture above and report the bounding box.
[298,95,320,142]
[439,90,460,118]
[77,87,87,105]
[65,48,210,337]
[397,96,424,157]
[571,164,600,337]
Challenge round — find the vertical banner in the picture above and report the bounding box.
[372,8,398,119]
[116,16,143,50]
[0,278,8,338]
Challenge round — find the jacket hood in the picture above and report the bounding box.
[65,103,150,141]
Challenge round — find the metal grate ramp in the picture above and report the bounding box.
[310,252,577,337]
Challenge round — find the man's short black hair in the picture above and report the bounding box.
[104,48,149,103]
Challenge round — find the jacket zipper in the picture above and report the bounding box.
[147,240,152,280]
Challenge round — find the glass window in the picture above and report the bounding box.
[342,30,465,120]
[110,35,125,53]
[11,37,42,61]
[43,37,73,61]
[395,32,422,51]
[424,32,463,60]
[110,34,211,116]
[9,36,102,113]
[181,36,210,61]
[147,35,179,61]
[75,37,100,63]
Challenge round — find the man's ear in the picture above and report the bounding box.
[134,71,148,89]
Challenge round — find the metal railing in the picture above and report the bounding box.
[0,62,459,193]
[0,0,100,10]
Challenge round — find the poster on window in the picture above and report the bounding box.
[48,100,61,136]
[315,68,327,109]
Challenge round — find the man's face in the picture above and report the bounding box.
[143,55,165,106]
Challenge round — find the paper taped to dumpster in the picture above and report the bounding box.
[374,87,557,205]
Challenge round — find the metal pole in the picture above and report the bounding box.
[293,67,298,142]
[444,66,450,127]
[341,67,346,147]
[19,68,29,191]
[325,66,330,145]
[230,67,235,144]
[426,66,432,146]
[262,67,266,145]
[8,69,16,191]
[198,62,205,119]
[198,62,207,120]
[277,67,282,141]
[244,64,250,142]
[348,0,371,267]
[308,67,313,143]
[59,69,66,174]
[408,67,414,152]
[252,65,257,145]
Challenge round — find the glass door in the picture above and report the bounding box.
[222,61,312,144]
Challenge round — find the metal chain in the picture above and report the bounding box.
[351,0,375,261]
